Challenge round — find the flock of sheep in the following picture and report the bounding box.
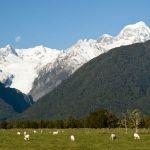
[17,130,140,142]
[17,130,75,142]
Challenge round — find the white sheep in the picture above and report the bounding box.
[53,131,59,135]
[110,134,116,140]
[70,135,75,141]
[134,133,140,139]
[17,131,20,135]
[24,134,30,141]
[33,130,37,133]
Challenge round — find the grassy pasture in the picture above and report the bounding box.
[0,128,149,150]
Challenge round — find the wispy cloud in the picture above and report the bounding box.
[15,36,21,43]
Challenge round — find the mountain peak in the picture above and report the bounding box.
[98,34,114,43]
[34,45,44,49]
[0,45,17,57]
[134,21,147,26]
[5,44,13,49]
[118,21,150,38]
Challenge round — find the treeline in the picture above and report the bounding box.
[0,109,150,129]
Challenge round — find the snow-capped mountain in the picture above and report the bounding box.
[30,21,150,100]
[0,21,150,101]
[0,45,62,94]
[97,21,150,50]
[0,45,17,56]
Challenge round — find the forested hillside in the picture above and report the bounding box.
[22,40,150,120]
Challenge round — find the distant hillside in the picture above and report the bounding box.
[0,83,33,120]
[22,40,150,120]
[0,98,17,120]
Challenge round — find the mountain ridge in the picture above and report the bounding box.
[0,21,150,100]
[30,21,150,100]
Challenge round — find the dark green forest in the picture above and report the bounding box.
[1,109,150,129]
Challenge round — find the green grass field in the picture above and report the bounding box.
[0,128,149,150]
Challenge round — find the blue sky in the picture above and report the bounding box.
[0,0,149,49]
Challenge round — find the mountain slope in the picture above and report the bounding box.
[30,21,150,100]
[0,98,17,120]
[0,83,33,120]
[22,40,150,120]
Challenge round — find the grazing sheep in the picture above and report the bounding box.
[17,132,21,135]
[24,134,30,141]
[41,130,43,133]
[70,135,75,141]
[134,133,140,139]
[53,131,59,135]
[33,130,37,133]
[110,134,116,140]
[24,131,27,135]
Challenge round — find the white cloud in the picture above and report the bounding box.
[15,36,21,43]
